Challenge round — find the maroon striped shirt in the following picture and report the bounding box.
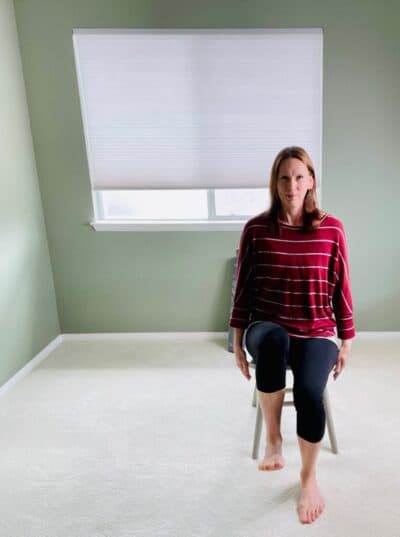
[229,213,355,340]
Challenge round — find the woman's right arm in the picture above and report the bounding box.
[233,327,245,352]
[229,224,254,329]
[233,327,251,380]
[229,222,255,380]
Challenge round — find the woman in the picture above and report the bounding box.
[229,146,355,525]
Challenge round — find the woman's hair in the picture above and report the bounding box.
[263,146,323,234]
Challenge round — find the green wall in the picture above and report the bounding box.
[13,0,400,332]
[0,0,59,385]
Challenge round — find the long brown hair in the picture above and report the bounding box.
[264,146,323,234]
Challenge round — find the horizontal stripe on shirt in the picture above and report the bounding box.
[255,275,336,287]
[256,297,331,309]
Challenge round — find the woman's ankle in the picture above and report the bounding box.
[267,433,283,447]
[300,468,317,485]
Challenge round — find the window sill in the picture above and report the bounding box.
[90,219,246,232]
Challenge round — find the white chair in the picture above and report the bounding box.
[249,361,338,459]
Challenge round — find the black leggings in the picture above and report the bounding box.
[245,321,338,443]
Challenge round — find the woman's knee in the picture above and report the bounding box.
[251,322,289,352]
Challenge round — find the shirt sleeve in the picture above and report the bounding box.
[332,222,356,340]
[229,223,255,329]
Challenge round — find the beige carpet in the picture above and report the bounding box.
[0,333,399,537]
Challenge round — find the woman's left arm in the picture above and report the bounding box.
[332,221,356,341]
[331,221,355,380]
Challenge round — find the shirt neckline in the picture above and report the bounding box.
[278,212,329,229]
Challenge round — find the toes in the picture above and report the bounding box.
[298,504,323,524]
[258,456,283,471]
[301,512,310,524]
[306,508,317,524]
[298,506,308,524]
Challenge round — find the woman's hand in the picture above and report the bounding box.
[333,339,352,380]
[234,346,251,380]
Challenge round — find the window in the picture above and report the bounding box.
[73,29,322,231]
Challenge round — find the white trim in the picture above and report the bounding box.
[34,330,400,345]
[0,335,63,398]
[90,220,246,232]
[61,332,226,341]
[73,28,324,36]
[353,332,400,340]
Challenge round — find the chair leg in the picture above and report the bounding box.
[323,388,338,454]
[252,385,257,407]
[252,395,263,459]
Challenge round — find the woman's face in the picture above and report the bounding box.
[276,158,314,212]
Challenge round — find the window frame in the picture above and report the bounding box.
[90,186,322,231]
[91,189,259,231]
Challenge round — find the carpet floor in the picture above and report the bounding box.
[0,333,399,537]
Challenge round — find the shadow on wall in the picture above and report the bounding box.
[204,254,236,344]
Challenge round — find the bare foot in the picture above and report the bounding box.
[258,443,285,471]
[297,476,325,524]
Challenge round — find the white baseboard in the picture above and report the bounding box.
[61,332,226,341]
[0,335,63,398]
[60,331,400,342]
[354,332,400,340]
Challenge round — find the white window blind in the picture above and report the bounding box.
[73,29,322,191]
